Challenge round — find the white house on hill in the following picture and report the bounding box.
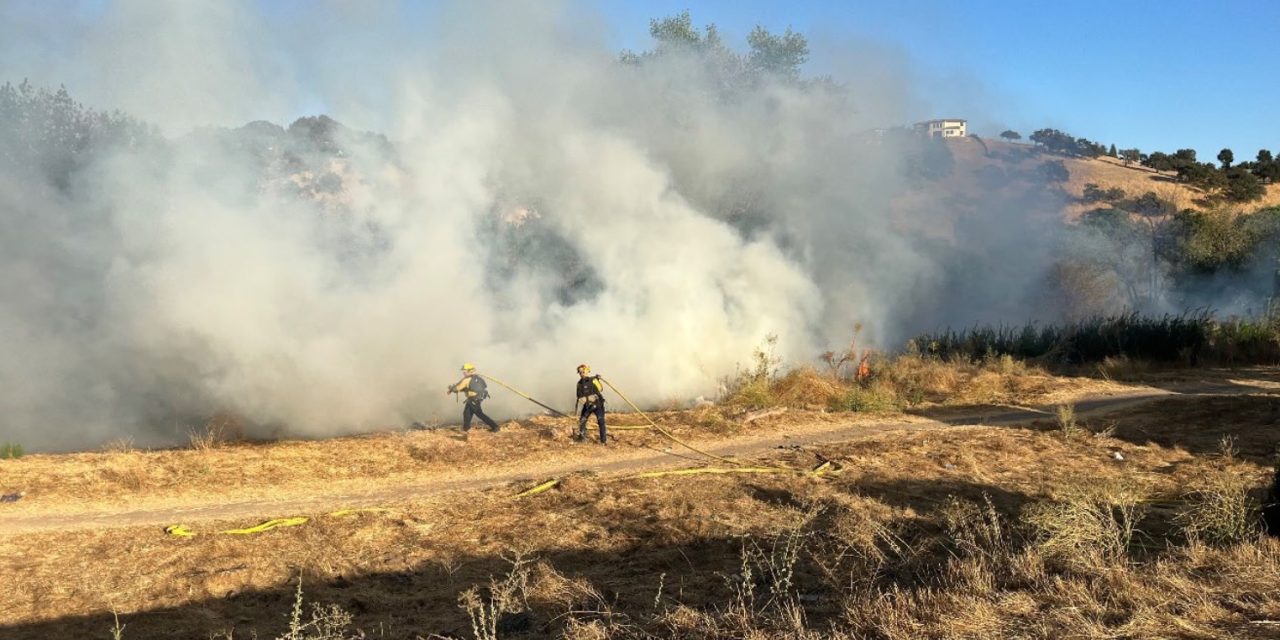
[914,119,967,139]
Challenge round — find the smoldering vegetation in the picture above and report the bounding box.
[0,4,1275,450]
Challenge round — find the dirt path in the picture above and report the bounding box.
[0,385,1263,536]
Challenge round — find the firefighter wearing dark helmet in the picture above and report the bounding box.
[575,364,607,443]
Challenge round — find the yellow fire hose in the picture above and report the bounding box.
[514,478,560,498]
[165,508,392,537]
[597,376,800,472]
[165,517,310,537]
[480,374,569,417]
[627,466,790,479]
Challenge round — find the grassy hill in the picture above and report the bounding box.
[940,137,1280,220]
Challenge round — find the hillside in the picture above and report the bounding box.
[941,137,1280,219]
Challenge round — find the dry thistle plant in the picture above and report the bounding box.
[187,423,223,452]
[1024,482,1146,567]
[1175,466,1260,546]
[1055,404,1088,440]
[459,552,535,640]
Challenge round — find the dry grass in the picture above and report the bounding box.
[6,390,1280,638]
[1175,442,1263,547]
[771,367,847,408]
[1024,480,1147,566]
[723,353,1124,416]
[876,352,1116,407]
[0,349,1140,516]
[1062,153,1280,218]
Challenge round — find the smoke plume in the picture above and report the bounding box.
[1,1,1077,450]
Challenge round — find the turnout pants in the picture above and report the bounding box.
[578,401,607,442]
[463,398,500,432]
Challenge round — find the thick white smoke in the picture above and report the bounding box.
[0,1,1060,450]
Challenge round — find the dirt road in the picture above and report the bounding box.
[0,384,1266,536]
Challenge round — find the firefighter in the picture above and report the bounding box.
[447,363,500,433]
[575,363,607,443]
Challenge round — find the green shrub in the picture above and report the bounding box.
[1,442,22,459]
[830,386,900,412]
[913,311,1280,366]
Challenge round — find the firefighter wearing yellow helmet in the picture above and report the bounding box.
[574,364,607,443]
[447,363,500,433]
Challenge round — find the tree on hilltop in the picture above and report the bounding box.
[999,129,1021,142]
[1029,128,1105,158]
[1253,149,1279,183]
[746,25,809,78]
[1218,148,1234,169]
[622,11,813,89]
[1223,167,1264,202]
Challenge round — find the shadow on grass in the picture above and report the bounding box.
[2,476,1044,640]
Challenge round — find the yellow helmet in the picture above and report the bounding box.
[461,363,476,372]
[577,363,590,374]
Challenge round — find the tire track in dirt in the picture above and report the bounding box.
[0,385,1264,536]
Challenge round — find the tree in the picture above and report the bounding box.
[1223,167,1265,202]
[1166,209,1263,273]
[1120,148,1141,166]
[1119,191,1177,304]
[1038,159,1070,183]
[1076,137,1106,158]
[1254,149,1280,183]
[0,80,156,187]
[1029,128,1068,153]
[1177,161,1227,191]
[1218,147,1234,169]
[1082,183,1126,203]
[746,25,809,78]
[1074,208,1148,307]
[623,12,813,93]
[647,11,706,51]
[1108,143,1118,158]
[999,129,1021,142]
[1028,128,1109,157]
[1144,151,1175,171]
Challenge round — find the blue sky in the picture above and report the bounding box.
[598,0,1280,161]
[10,1,1279,160]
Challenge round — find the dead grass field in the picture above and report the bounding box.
[2,378,1278,638]
[0,361,1131,521]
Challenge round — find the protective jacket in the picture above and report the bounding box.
[451,374,489,400]
[576,376,604,406]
